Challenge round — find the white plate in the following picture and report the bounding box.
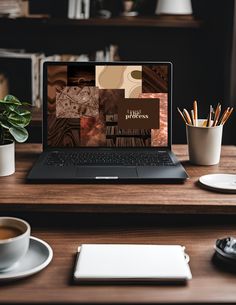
[0,236,53,281]
[199,174,236,193]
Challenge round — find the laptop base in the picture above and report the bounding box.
[27,150,188,184]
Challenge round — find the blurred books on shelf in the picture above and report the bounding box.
[67,0,123,19]
[68,0,76,19]
[68,0,91,19]
[0,74,8,99]
[0,49,42,107]
[0,0,29,18]
[0,45,119,108]
[0,0,22,17]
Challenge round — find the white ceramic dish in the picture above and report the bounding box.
[0,236,53,281]
[199,174,236,193]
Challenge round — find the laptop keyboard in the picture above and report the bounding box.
[44,151,175,167]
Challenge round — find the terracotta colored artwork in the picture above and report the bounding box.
[56,86,99,118]
[80,116,106,146]
[139,93,168,147]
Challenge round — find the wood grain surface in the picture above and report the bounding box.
[0,16,203,29]
[1,219,236,304]
[31,107,42,126]
[0,144,236,214]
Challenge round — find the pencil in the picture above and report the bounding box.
[221,108,230,125]
[222,107,234,125]
[177,107,188,124]
[212,103,221,126]
[193,100,198,126]
[219,107,230,125]
[183,108,192,125]
[191,110,195,126]
[207,105,213,127]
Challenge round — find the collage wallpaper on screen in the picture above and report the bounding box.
[47,64,168,147]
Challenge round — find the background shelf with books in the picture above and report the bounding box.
[0,16,202,29]
[0,0,234,144]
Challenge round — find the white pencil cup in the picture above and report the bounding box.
[186,120,223,165]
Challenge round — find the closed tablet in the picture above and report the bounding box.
[74,244,192,283]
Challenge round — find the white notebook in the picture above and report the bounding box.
[73,244,192,283]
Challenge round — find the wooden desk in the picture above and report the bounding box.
[0,144,236,214]
[1,215,236,304]
[1,144,236,304]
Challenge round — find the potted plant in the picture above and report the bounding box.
[0,95,31,176]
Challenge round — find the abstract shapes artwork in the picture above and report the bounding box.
[95,65,142,98]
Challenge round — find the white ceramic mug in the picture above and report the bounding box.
[186,119,223,165]
[0,217,31,270]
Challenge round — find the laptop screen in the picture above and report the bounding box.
[46,62,170,148]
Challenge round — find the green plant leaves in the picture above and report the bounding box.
[0,95,31,143]
[9,126,28,143]
[7,104,30,115]
[0,119,12,130]
[0,95,21,105]
[8,112,31,128]
[8,110,31,126]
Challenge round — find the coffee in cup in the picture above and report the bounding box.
[0,226,23,240]
[0,217,31,270]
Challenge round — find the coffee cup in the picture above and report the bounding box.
[0,217,31,270]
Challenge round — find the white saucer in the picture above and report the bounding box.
[199,174,236,193]
[0,236,53,281]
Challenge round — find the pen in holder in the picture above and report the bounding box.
[186,120,223,165]
[178,101,233,166]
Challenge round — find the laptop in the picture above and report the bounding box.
[27,61,188,183]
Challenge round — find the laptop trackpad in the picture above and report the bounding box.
[76,166,138,179]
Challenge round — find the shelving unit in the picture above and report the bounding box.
[31,107,42,127]
[0,16,202,29]
[21,14,202,128]
[1,0,234,144]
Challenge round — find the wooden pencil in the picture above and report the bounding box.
[191,110,195,126]
[177,107,188,124]
[222,107,234,125]
[207,105,213,127]
[183,108,192,125]
[219,107,230,125]
[193,100,198,126]
[212,103,221,126]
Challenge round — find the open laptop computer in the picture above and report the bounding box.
[27,61,188,183]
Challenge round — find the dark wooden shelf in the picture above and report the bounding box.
[31,107,42,127]
[0,16,202,29]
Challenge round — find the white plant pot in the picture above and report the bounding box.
[0,141,15,176]
[155,0,193,15]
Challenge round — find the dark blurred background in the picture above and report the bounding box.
[0,0,235,144]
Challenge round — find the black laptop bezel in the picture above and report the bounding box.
[43,61,172,151]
